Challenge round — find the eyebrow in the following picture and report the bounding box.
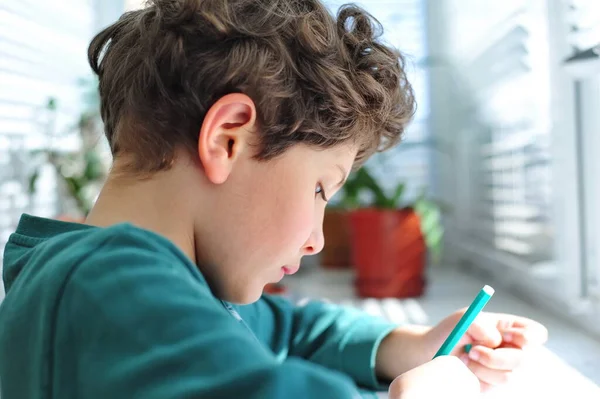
[333,164,348,189]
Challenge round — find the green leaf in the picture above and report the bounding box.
[64,176,84,198]
[355,168,390,208]
[83,151,105,181]
[390,183,406,208]
[425,226,444,264]
[46,97,57,111]
[28,169,40,194]
[413,198,445,264]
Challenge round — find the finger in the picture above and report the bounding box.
[498,341,521,349]
[480,381,494,393]
[466,357,513,387]
[501,326,548,348]
[467,345,524,371]
[460,355,502,393]
[496,315,549,342]
[467,319,503,348]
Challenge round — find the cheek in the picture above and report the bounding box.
[265,184,316,251]
[275,193,316,250]
[226,159,317,259]
[282,203,314,244]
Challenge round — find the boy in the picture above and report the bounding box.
[0,0,547,398]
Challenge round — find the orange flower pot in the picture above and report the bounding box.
[263,283,288,296]
[349,208,426,298]
[321,209,352,268]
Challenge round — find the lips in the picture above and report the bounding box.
[282,265,300,275]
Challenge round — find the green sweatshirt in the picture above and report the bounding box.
[0,214,397,398]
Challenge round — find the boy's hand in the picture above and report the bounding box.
[376,310,548,392]
[388,356,480,399]
[424,310,549,392]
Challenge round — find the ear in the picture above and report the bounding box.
[198,93,257,184]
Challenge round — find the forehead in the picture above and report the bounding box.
[263,142,357,179]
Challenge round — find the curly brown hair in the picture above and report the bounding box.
[88,0,416,174]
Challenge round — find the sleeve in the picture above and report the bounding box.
[56,234,363,399]
[233,293,398,390]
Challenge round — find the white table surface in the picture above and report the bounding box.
[286,265,600,398]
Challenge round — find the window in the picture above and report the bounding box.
[325,0,432,202]
[462,2,555,265]
[565,0,600,300]
[0,0,96,298]
[567,0,600,51]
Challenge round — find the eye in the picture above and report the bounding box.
[315,184,329,202]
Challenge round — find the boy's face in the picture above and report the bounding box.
[198,143,356,304]
[194,94,356,304]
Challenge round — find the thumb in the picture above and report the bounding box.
[468,319,502,348]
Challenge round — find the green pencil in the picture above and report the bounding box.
[433,285,495,358]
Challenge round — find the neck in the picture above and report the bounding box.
[85,162,199,263]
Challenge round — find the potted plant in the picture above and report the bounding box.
[28,78,109,221]
[320,199,355,269]
[342,166,445,298]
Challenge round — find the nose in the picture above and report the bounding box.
[302,227,325,256]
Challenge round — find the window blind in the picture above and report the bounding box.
[566,0,600,51]
[461,1,555,265]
